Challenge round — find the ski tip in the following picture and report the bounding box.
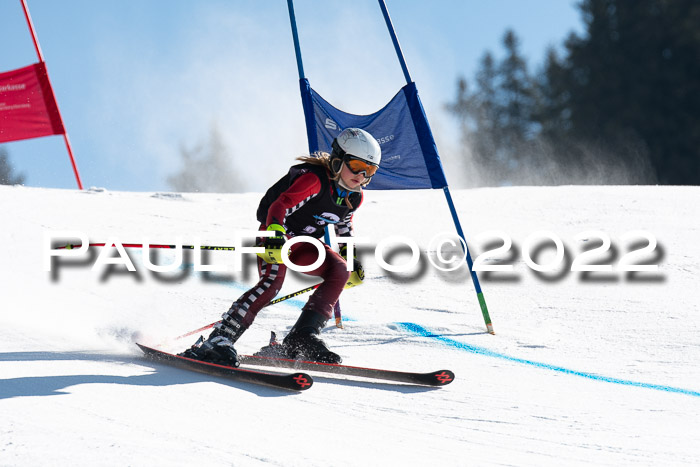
[486,324,495,335]
[290,372,314,390]
[432,370,455,386]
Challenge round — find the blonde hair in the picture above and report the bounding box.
[296,152,341,182]
[296,151,362,208]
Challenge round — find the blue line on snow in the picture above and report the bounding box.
[397,322,700,398]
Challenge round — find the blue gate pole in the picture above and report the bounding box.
[287,0,318,154]
[378,0,494,334]
[287,0,305,80]
[442,187,494,334]
[287,0,343,327]
[377,0,412,83]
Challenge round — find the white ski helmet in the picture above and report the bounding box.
[331,128,382,169]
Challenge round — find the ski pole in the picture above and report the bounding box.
[174,283,321,340]
[57,242,236,251]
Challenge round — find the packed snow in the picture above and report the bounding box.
[1,183,699,466]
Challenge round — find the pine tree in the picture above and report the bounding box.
[0,146,26,185]
[167,124,247,193]
[559,0,698,183]
[498,31,536,143]
[448,0,698,185]
[447,31,537,184]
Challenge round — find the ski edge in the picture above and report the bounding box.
[136,343,313,391]
[239,354,455,386]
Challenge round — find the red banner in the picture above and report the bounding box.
[0,62,65,144]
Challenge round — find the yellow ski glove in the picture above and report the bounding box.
[257,224,287,264]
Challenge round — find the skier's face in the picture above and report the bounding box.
[339,162,367,189]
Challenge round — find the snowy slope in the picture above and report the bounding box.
[1,184,700,466]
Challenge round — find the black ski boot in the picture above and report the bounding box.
[283,306,342,364]
[179,307,246,367]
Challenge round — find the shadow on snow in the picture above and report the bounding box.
[0,350,301,399]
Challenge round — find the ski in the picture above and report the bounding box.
[136,343,313,391]
[239,354,455,387]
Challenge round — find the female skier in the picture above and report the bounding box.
[181,128,381,366]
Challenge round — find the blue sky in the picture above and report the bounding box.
[0,0,582,192]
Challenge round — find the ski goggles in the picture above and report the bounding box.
[344,156,379,178]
